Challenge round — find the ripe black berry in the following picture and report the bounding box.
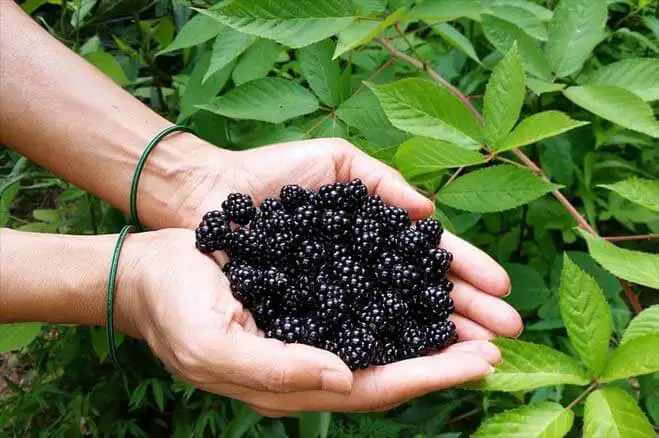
[424,320,457,350]
[400,323,428,359]
[358,195,385,220]
[321,209,353,240]
[358,291,408,334]
[390,228,432,258]
[415,284,455,321]
[382,206,410,232]
[420,248,453,281]
[416,218,443,245]
[319,182,355,210]
[347,178,368,204]
[296,239,326,270]
[195,211,230,252]
[335,325,377,370]
[222,193,257,225]
[260,198,284,216]
[280,184,308,210]
[293,205,321,232]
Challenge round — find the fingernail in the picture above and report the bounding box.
[503,286,512,298]
[321,369,352,394]
[514,325,524,339]
[478,342,502,365]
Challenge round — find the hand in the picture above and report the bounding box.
[121,228,507,415]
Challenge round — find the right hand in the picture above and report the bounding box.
[120,228,502,416]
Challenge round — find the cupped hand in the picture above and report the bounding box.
[121,228,510,415]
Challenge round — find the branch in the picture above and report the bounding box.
[377,36,643,314]
[566,381,599,410]
[604,233,659,242]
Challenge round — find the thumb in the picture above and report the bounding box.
[228,330,353,394]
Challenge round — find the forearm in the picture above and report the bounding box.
[0,3,224,229]
[0,228,141,337]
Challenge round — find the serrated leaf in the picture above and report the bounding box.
[504,263,550,311]
[584,387,655,437]
[598,177,659,213]
[299,40,349,107]
[578,230,659,289]
[0,323,42,353]
[587,58,659,102]
[468,338,590,391]
[527,78,566,95]
[437,165,560,213]
[622,305,659,345]
[559,255,612,376]
[486,5,548,41]
[432,23,481,64]
[198,77,319,124]
[204,27,256,83]
[482,0,553,22]
[483,43,526,147]
[602,335,659,382]
[198,0,357,49]
[232,39,280,86]
[177,53,233,123]
[482,14,552,80]
[333,9,405,59]
[336,90,409,147]
[546,0,608,77]
[408,0,483,21]
[157,14,223,55]
[474,402,574,438]
[495,111,589,152]
[394,137,486,178]
[564,85,659,138]
[367,78,482,147]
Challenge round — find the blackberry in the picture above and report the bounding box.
[225,228,264,262]
[280,184,308,210]
[335,325,377,370]
[266,317,324,346]
[251,297,278,327]
[420,248,453,281]
[280,279,316,315]
[400,324,428,359]
[265,231,297,264]
[306,189,321,208]
[358,195,386,220]
[390,228,431,258]
[416,218,443,245]
[321,209,354,240]
[293,205,321,232]
[372,341,403,366]
[222,193,257,225]
[295,239,326,270]
[195,212,230,252]
[424,320,457,350]
[347,178,368,204]
[260,198,284,216]
[317,284,350,322]
[257,267,290,296]
[225,261,260,308]
[319,182,355,210]
[373,251,403,284]
[391,263,422,293]
[357,291,408,334]
[382,206,410,233]
[352,217,383,258]
[415,284,455,321]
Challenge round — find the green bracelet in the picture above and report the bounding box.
[106,224,135,369]
[129,125,195,231]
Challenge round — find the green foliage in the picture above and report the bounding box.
[3,0,659,436]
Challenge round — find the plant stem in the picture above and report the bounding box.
[604,233,659,242]
[566,382,599,410]
[447,407,481,424]
[378,35,643,314]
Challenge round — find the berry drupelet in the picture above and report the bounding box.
[222,193,257,225]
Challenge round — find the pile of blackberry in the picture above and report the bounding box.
[195,179,457,370]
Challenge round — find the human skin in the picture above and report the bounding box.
[0,3,522,415]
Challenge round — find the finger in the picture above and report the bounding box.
[441,232,510,296]
[450,314,496,340]
[249,351,493,412]
[223,330,353,395]
[442,340,501,365]
[450,276,523,338]
[331,140,434,220]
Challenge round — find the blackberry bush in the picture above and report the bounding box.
[195,179,456,370]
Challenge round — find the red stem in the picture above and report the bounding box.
[377,36,643,314]
[604,234,659,242]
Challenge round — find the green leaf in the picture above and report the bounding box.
[526,78,566,95]
[336,90,409,147]
[91,327,125,362]
[198,0,357,49]
[198,77,319,124]
[84,52,130,86]
[587,58,659,102]
[602,335,659,382]
[0,181,20,227]
[598,177,659,213]
[482,14,552,80]
[486,5,548,41]
[469,338,590,391]
[299,40,349,107]
[232,39,281,86]
[299,412,331,438]
[432,23,481,64]
[495,111,589,152]
[333,9,405,59]
[158,14,223,55]
[584,387,655,437]
[408,0,483,22]
[504,263,550,311]
[151,380,165,412]
[546,0,607,77]
[394,137,486,178]
[177,53,233,123]
[225,402,262,438]
[204,27,256,83]
[559,255,612,376]
[622,305,659,345]
[367,78,482,147]
[564,85,659,138]
[481,0,553,22]
[437,165,560,213]
[483,43,526,147]
[578,230,659,289]
[474,402,574,438]
[0,323,42,353]
[539,136,574,186]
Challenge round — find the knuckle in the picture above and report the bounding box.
[262,365,294,393]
